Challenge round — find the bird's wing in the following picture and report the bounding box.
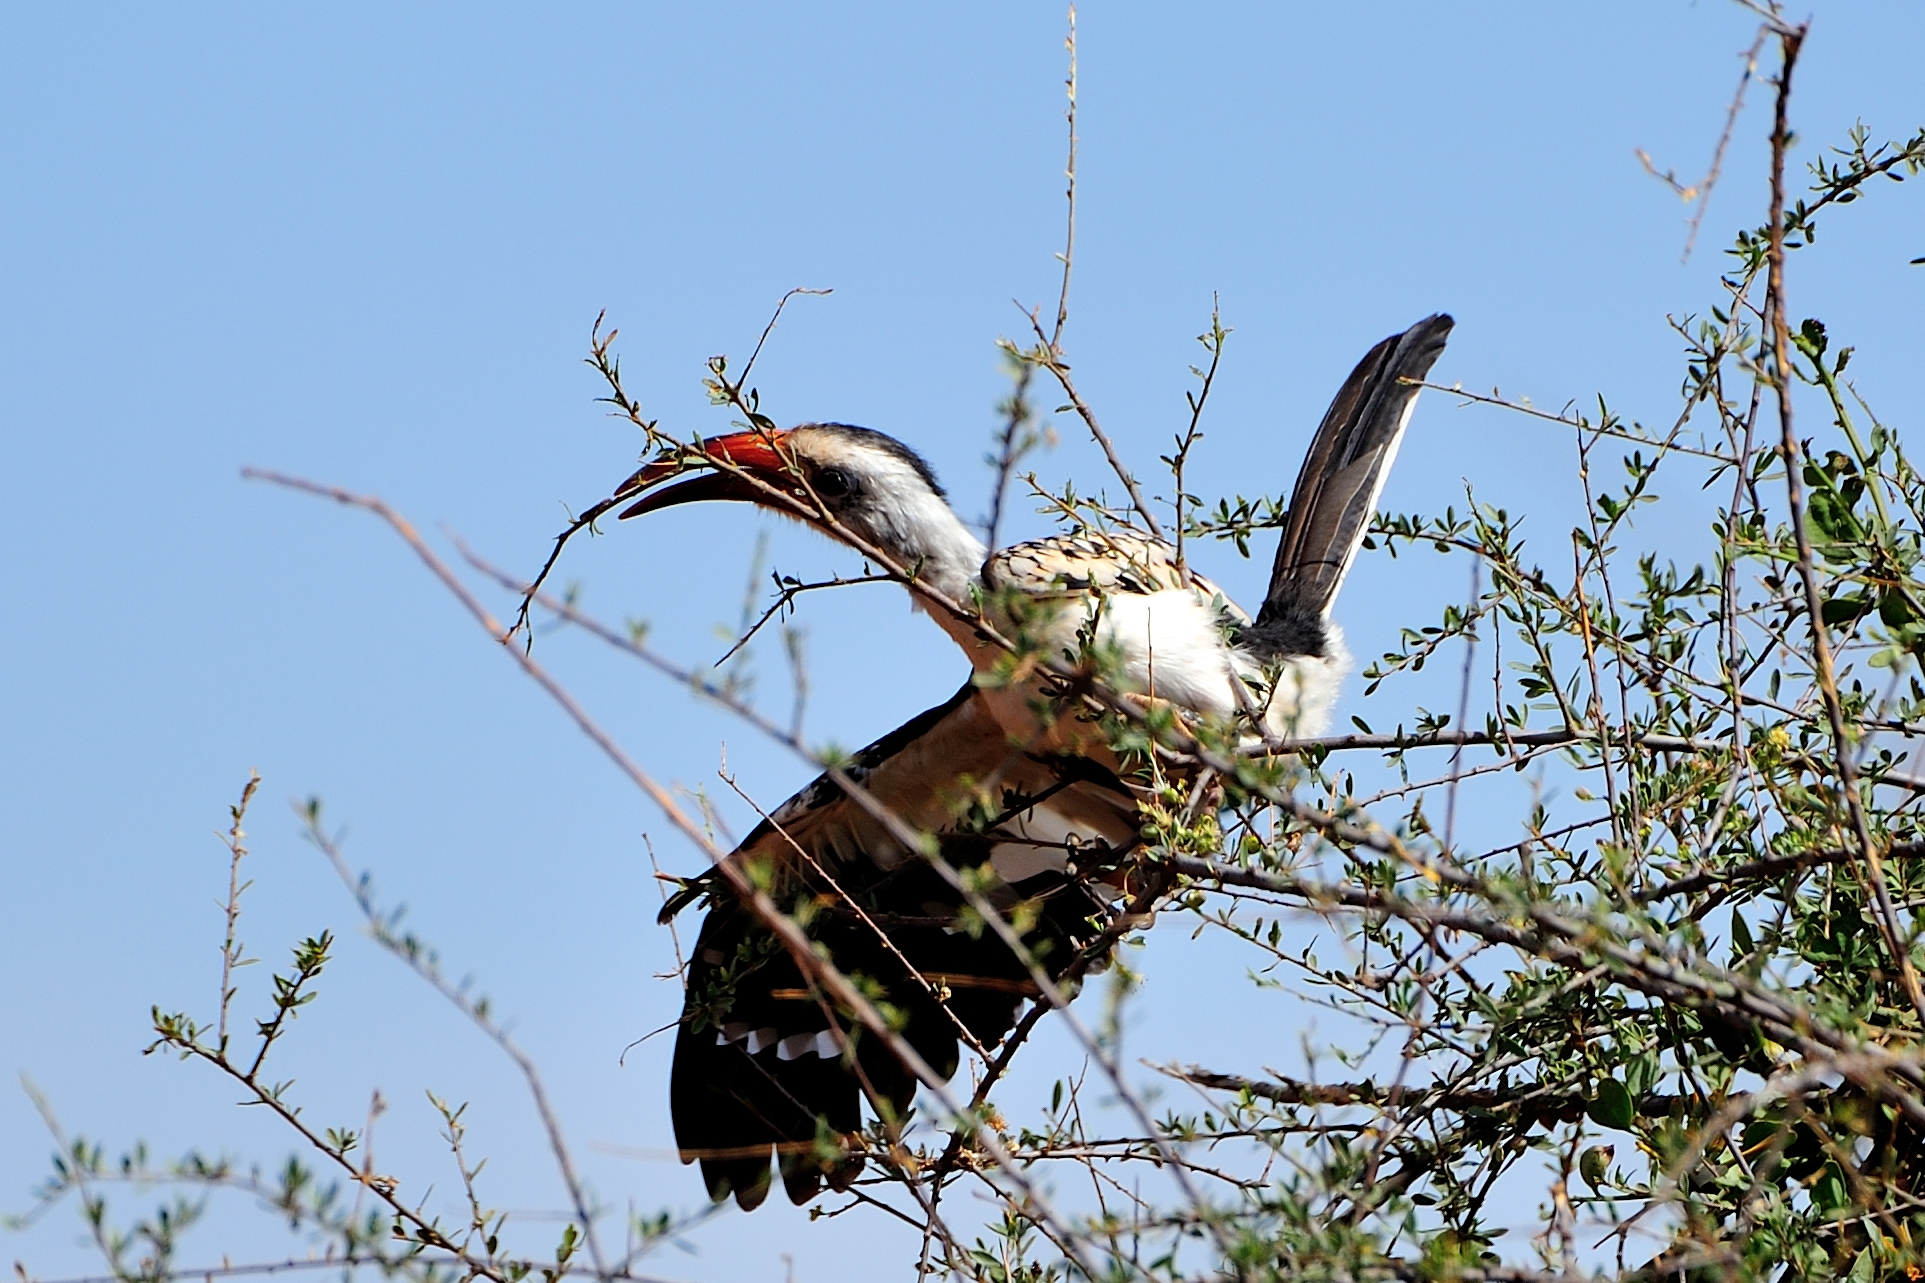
[1256,314,1454,640]
[988,526,1178,596]
[664,681,1142,1210]
[985,525,1237,605]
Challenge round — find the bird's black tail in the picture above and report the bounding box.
[667,863,1113,1209]
[1241,313,1453,659]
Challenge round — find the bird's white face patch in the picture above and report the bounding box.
[786,428,987,604]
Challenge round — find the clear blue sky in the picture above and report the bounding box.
[5,4,1923,1279]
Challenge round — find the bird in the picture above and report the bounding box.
[625,314,1452,1209]
[616,314,1452,752]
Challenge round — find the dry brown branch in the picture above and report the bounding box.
[1756,25,1925,1024]
[1635,26,1770,261]
[239,467,1100,1277]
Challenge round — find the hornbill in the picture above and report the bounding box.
[627,314,1452,1208]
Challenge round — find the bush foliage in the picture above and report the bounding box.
[16,7,1925,1282]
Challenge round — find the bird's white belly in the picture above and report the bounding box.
[1083,589,1243,716]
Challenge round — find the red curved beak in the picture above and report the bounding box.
[613,431,793,520]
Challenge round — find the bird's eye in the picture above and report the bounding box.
[813,466,857,499]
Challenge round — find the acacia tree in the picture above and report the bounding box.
[14,5,1925,1281]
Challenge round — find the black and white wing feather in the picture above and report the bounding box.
[662,682,1141,1210]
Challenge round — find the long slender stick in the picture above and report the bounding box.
[1757,26,1925,1026]
[1014,4,1170,544]
[1050,5,1077,351]
[243,468,1098,1278]
[215,771,260,1054]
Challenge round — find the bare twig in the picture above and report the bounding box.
[242,467,1099,1276]
[714,569,893,668]
[300,814,610,1279]
[1441,560,1481,852]
[1050,5,1077,351]
[1002,5,1169,544]
[1022,308,1168,542]
[1415,381,1738,465]
[1635,26,1769,261]
[737,287,833,392]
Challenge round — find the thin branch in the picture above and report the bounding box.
[1634,26,1769,262]
[1641,838,1925,904]
[983,357,1040,552]
[1279,726,1722,756]
[1415,381,1739,465]
[1159,1064,1703,1127]
[216,771,260,1054]
[1022,308,1168,542]
[505,316,669,647]
[713,570,893,668]
[1758,26,1925,1025]
[1441,560,1482,852]
[300,816,609,1279]
[1001,5,1168,544]
[1050,4,1076,351]
[737,286,832,392]
[242,468,1098,1276]
[1169,300,1228,583]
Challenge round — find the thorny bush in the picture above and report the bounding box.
[16,9,1925,1283]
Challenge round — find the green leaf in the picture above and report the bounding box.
[1730,911,1755,960]
[1813,1161,1850,1215]
[1587,1078,1636,1132]
[1794,316,1828,359]
[1807,486,1863,544]
[1822,592,1873,626]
